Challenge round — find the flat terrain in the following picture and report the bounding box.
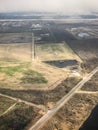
[0,41,81,90]
[0,43,31,62]
[0,102,42,130]
[67,39,98,60]
[0,33,32,43]
[36,67,98,130]
[41,94,98,130]
[36,43,80,61]
[0,76,81,107]
[0,17,98,130]
[81,71,98,91]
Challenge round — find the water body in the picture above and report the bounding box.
[79,104,98,130]
[44,60,78,68]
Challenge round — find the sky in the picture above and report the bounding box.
[0,0,98,14]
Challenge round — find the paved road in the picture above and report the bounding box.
[28,66,98,130]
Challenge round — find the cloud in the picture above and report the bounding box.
[0,0,98,14]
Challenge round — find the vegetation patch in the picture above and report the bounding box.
[0,62,48,88]
[41,94,98,130]
[21,70,48,84]
[0,77,81,106]
[0,103,42,130]
[0,65,23,76]
[0,96,15,115]
[81,58,98,73]
[81,71,98,91]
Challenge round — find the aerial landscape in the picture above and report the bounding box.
[0,0,98,130]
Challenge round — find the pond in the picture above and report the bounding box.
[44,60,78,68]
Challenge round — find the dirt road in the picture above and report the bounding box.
[28,66,98,130]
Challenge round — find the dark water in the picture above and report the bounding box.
[79,104,98,130]
[44,60,78,68]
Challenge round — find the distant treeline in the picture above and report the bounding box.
[0,12,98,19]
[80,15,98,19]
[0,12,41,19]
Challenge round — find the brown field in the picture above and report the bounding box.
[0,43,32,62]
[81,71,98,91]
[0,33,32,43]
[81,58,98,73]
[40,94,98,130]
[67,39,98,60]
[36,43,81,61]
[0,42,81,90]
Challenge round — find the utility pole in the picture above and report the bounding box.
[32,33,35,61]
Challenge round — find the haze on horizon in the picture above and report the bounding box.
[0,0,98,14]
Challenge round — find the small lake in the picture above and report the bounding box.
[44,60,78,68]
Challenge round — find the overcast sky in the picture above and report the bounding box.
[0,0,98,14]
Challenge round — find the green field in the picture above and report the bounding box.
[0,62,48,89]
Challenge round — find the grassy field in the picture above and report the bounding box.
[0,42,81,62]
[0,42,80,89]
[0,62,48,89]
[36,43,81,61]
